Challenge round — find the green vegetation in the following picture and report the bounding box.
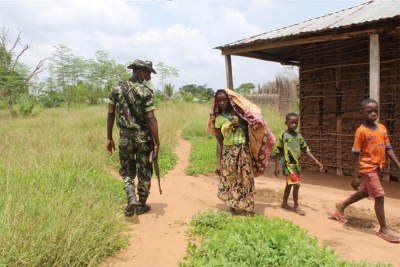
[0,101,214,266]
[181,101,215,175]
[235,82,255,97]
[3,100,379,266]
[179,210,392,267]
[0,106,126,266]
[177,84,214,102]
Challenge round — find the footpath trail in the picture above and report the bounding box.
[103,130,400,267]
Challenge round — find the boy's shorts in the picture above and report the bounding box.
[286,173,300,185]
[361,171,385,198]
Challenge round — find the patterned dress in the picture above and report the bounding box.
[207,88,276,212]
[215,113,255,212]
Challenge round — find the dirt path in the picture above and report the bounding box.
[103,131,400,267]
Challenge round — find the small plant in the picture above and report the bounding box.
[17,96,34,116]
[179,210,392,267]
[188,209,232,235]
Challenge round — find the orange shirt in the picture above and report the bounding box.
[351,123,391,174]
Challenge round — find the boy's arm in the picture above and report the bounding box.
[351,153,360,190]
[386,149,400,170]
[274,153,281,177]
[305,152,323,170]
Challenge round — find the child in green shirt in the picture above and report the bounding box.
[274,112,323,215]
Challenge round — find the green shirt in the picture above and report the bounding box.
[108,80,155,130]
[215,114,246,145]
[275,131,310,175]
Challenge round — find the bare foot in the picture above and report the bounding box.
[281,203,293,210]
[329,202,348,223]
[294,205,306,215]
[335,202,346,216]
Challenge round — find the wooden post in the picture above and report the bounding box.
[369,33,380,122]
[225,55,233,90]
[336,49,343,176]
[383,36,398,181]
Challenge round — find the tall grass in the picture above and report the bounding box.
[0,101,217,266]
[0,106,127,266]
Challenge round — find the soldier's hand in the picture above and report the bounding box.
[106,139,115,155]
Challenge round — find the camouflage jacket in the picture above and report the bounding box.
[108,80,155,131]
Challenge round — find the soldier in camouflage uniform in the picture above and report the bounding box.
[106,59,160,217]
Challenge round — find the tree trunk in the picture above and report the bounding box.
[8,102,12,118]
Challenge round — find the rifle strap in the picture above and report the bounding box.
[119,81,147,129]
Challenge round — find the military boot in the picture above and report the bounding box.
[124,186,138,217]
[136,196,151,215]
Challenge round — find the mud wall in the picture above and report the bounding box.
[298,31,400,181]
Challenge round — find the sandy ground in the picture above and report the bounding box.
[103,131,400,267]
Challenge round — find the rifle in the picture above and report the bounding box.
[120,81,162,195]
[149,150,162,195]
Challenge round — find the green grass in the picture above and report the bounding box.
[0,101,376,266]
[0,102,199,266]
[0,106,128,266]
[179,210,392,267]
[0,101,217,266]
[181,103,216,176]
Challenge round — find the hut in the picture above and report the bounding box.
[215,1,400,181]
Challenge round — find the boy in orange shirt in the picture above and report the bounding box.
[332,99,400,243]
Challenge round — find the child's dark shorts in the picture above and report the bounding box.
[361,171,385,198]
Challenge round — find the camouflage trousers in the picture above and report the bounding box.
[118,129,153,199]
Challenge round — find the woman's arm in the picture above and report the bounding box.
[215,129,223,175]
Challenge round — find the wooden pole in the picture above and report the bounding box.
[369,33,380,122]
[336,49,343,176]
[383,36,398,181]
[225,55,233,90]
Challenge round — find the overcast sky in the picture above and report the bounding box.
[1,0,364,91]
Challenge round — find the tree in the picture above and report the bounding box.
[45,47,131,109]
[49,45,86,113]
[155,62,179,104]
[0,25,47,117]
[163,83,175,100]
[235,83,255,97]
[89,51,115,105]
[179,91,194,102]
[178,84,214,101]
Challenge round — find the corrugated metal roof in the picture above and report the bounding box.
[226,0,400,47]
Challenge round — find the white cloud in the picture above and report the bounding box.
[0,1,365,91]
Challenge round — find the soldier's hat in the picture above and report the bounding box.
[127,59,157,74]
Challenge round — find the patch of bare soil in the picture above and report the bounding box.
[103,131,400,267]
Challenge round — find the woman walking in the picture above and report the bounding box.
[207,89,275,215]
